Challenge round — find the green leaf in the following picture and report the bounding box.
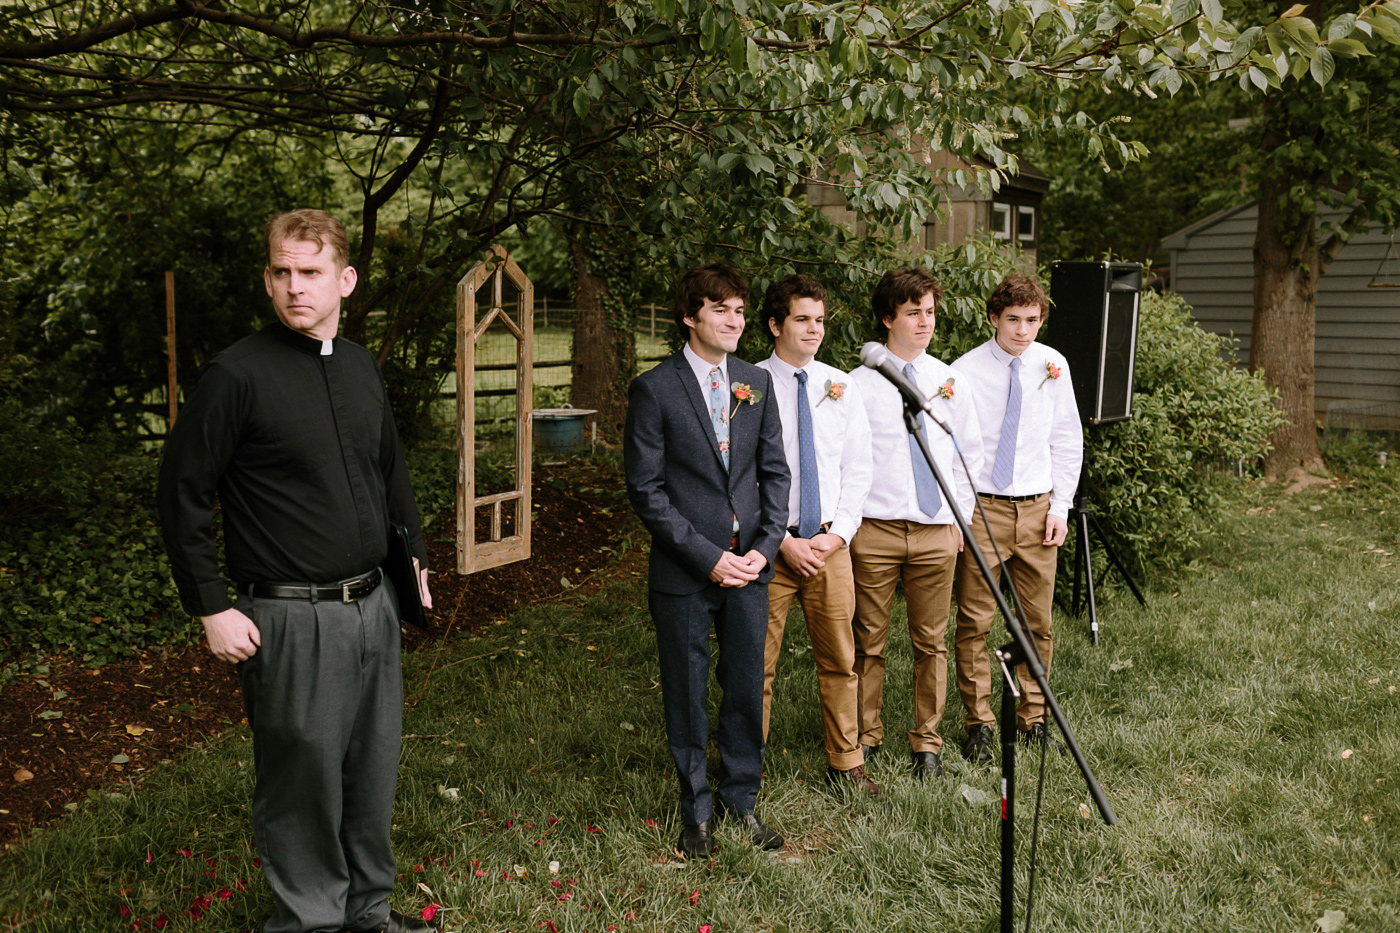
[1170,0,1199,26]
[1327,13,1355,39]
[572,85,590,120]
[1326,37,1370,57]
[111,754,129,764]
[1248,65,1269,91]
[1309,46,1335,86]
[700,9,717,51]
[1201,0,1222,26]
[743,152,776,175]
[746,38,761,74]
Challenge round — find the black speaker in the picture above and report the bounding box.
[1043,261,1142,425]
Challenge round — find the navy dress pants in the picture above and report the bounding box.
[650,581,768,824]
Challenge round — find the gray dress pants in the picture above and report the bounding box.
[238,579,402,933]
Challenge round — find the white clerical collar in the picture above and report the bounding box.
[320,339,334,356]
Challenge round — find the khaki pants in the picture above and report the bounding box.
[761,546,861,770]
[954,494,1058,731]
[849,519,959,754]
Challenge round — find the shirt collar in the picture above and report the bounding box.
[763,352,806,381]
[270,320,335,356]
[683,342,726,382]
[988,340,1025,366]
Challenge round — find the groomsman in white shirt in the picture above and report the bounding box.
[950,274,1083,763]
[756,275,879,797]
[847,269,984,779]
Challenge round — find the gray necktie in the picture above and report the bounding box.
[904,362,942,519]
[991,356,1022,490]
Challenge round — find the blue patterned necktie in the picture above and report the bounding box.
[708,366,730,470]
[990,356,1022,490]
[795,370,822,538]
[904,361,942,519]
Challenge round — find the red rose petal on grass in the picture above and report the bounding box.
[421,904,440,922]
[552,880,561,888]
[505,821,513,828]
[645,818,658,827]
[586,825,602,834]
[119,906,133,917]
[413,865,424,873]
[690,890,700,905]
[178,849,193,858]
[699,926,712,933]
[218,889,231,901]
[155,915,168,929]
[145,851,154,865]
[547,818,559,826]
[474,870,485,877]
[253,858,261,867]
[502,872,510,880]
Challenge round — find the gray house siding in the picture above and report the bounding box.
[1164,201,1400,426]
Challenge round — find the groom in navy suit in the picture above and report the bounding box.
[624,264,791,859]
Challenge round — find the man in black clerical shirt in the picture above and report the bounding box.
[158,210,435,933]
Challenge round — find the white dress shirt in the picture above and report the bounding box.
[682,343,728,405]
[757,353,873,545]
[848,350,983,526]
[951,339,1084,519]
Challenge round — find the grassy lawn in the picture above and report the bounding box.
[1,478,1397,931]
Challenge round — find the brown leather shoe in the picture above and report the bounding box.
[826,764,882,798]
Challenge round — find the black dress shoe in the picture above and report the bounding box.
[1018,722,1067,757]
[911,750,943,779]
[736,812,784,851]
[861,743,881,760]
[352,909,439,933]
[961,724,995,766]
[826,764,882,798]
[676,820,717,859]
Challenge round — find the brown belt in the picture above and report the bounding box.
[978,492,1047,503]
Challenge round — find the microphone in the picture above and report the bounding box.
[859,342,951,434]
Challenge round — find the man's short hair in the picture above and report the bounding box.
[265,209,351,270]
[672,264,750,331]
[761,274,828,343]
[871,268,943,340]
[987,274,1050,322]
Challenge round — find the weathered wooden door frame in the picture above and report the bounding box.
[456,245,533,574]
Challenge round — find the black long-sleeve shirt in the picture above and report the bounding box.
[157,322,428,617]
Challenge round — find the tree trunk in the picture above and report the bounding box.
[1250,169,1327,480]
[568,230,635,438]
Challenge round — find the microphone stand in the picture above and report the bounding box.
[900,405,1116,933]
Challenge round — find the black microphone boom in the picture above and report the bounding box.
[858,341,951,433]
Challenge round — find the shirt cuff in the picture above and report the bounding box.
[828,518,859,547]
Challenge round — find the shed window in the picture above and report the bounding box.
[991,203,1012,239]
[1017,206,1036,243]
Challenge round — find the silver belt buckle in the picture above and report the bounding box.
[342,582,354,603]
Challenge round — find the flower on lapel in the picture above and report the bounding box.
[1038,361,1062,390]
[816,379,846,406]
[729,381,763,418]
[936,378,955,400]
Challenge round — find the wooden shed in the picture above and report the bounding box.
[805,148,1050,265]
[1163,201,1400,429]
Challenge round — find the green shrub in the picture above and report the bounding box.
[1067,290,1284,580]
[0,401,196,667]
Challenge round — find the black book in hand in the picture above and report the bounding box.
[387,521,431,631]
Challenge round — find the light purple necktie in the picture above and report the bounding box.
[990,356,1022,490]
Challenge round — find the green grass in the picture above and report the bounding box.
[2,479,1398,931]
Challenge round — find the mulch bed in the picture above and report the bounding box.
[0,459,629,851]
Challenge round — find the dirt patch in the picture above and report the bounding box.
[0,459,631,851]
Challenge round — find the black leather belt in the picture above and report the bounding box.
[786,522,832,538]
[979,492,1046,503]
[239,568,382,603]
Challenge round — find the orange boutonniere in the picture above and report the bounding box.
[1038,361,1062,390]
[730,381,764,418]
[815,379,846,406]
[936,378,955,400]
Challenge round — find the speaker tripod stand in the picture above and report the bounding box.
[1067,473,1146,645]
